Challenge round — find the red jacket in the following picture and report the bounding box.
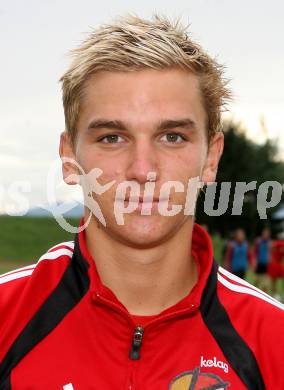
[0,221,283,389]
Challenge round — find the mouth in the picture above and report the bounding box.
[119,196,168,204]
[114,197,170,215]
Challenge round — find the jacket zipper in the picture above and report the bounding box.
[128,325,144,389]
[129,326,144,360]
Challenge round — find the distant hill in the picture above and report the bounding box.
[272,204,284,220]
[26,201,84,218]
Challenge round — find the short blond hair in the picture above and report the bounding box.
[60,14,231,144]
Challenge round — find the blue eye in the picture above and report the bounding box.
[99,134,123,143]
[161,133,186,143]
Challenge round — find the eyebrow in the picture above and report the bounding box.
[87,118,197,132]
[157,118,197,131]
[87,119,127,131]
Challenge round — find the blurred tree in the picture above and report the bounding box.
[196,121,284,239]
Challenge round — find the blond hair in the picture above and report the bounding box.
[60,14,231,144]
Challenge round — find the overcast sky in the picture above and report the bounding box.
[1,0,283,213]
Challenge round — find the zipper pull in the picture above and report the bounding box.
[129,326,144,360]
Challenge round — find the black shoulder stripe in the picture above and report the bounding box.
[0,234,90,388]
[200,261,265,390]
[0,377,11,390]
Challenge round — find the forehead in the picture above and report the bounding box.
[78,68,207,131]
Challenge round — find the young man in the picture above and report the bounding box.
[0,15,283,389]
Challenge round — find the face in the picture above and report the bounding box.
[60,68,223,247]
[262,228,270,240]
[235,229,245,242]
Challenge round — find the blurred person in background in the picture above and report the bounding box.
[268,233,284,301]
[224,228,254,279]
[254,227,272,292]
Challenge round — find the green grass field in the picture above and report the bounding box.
[0,216,79,273]
[0,216,283,300]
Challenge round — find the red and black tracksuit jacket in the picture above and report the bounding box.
[0,222,283,389]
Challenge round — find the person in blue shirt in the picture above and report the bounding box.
[224,228,253,279]
[254,227,272,290]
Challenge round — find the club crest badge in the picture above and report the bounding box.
[169,367,230,389]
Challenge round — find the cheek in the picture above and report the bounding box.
[77,148,112,176]
[168,151,204,181]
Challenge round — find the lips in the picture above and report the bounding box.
[121,197,168,203]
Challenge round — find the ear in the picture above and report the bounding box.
[59,131,80,185]
[201,131,224,183]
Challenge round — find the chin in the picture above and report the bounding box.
[115,230,169,249]
[105,214,184,249]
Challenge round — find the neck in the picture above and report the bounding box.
[85,217,198,316]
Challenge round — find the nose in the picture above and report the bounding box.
[125,139,159,185]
